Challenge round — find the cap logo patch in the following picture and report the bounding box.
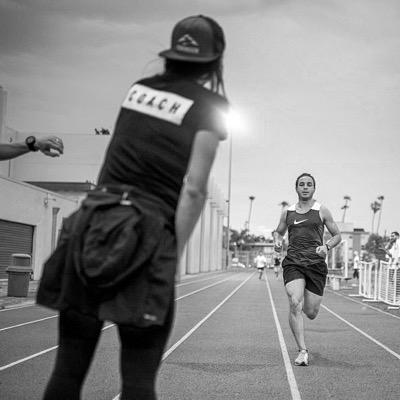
[176,34,200,54]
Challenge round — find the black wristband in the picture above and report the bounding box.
[325,243,330,251]
[25,136,38,152]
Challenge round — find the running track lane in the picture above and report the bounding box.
[2,269,399,399]
[267,269,400,400]
[156,271,293,400]
[0,271,245,399]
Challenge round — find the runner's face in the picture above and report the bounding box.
[296,176,315,200]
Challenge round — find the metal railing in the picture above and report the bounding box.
[327,239,349,278]
[377,261,400,306]
[358,261,400,306]
[359,261,379,300]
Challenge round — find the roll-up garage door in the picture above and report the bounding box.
[0,219,34,279]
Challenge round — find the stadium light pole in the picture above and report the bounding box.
[225,132,233,269]
[224,108,246,268]
[247,195,255,232]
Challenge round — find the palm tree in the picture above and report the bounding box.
[341,195,351,222]
[370,200,381,233]
[376,195,384,234]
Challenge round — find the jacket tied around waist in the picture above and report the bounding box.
[36,187,177,327]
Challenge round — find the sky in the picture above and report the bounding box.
[1,0,400,237]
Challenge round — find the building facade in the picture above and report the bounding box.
[0,86,227,280]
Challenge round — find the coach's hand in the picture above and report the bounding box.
[36,136,64,157]
[316,245,328,258]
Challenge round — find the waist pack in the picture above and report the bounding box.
[71,189,165,290]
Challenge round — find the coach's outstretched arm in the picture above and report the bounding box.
[0,136,64,161]
[175,130,220,261]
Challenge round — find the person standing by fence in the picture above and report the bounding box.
[352,250,360,283]
[273,255,281,279]
[386,231,400,266]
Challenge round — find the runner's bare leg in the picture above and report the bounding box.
[285,279,307,350]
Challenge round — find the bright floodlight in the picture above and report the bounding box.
[224,108,247,133]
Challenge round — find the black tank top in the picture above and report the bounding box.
[285,201,325,265]
[98,74,228,220]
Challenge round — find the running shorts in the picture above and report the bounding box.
[282,260,328,296]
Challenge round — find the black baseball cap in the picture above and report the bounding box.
[159,15,225,63]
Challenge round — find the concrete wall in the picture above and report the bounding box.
[1,173,226,281]
[179,178,227,278]
[0,176,78,279]
[0,86,10,177]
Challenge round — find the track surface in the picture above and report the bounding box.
[0,269,399,399]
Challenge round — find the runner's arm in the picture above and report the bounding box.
[175,130,220,261]
[273,210,288,252]
[316,206,342,257]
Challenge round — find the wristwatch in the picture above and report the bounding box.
[25,136,38,152]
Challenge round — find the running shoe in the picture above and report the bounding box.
[294,349,309,366]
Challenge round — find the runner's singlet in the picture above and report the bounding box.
[284,201,325,266]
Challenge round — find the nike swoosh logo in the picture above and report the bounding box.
[294,219,308,225]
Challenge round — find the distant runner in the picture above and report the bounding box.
[273,173,341,366]
[254,251,267,280]
[273,255,281,279]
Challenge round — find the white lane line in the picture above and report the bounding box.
[0,315,58,332]
[0,274,238,370]
[0,275,236,333]
[321,304,400,361]
[0,323,115,372]
[0,345,59,372]
[264,273,302,400]
[177,273,226,287]
[0,302,35,312]
[163,273,254,360]
[176,276,235,300]
[326,289,400,321]
[111,272,255,400]
[0,273,231,312]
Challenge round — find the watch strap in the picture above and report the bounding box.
[25,136,38,152]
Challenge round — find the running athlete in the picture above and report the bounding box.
[37,15,229,400]
[254,251,267,280]
[273,173,341,366]
[273,255,281,279]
